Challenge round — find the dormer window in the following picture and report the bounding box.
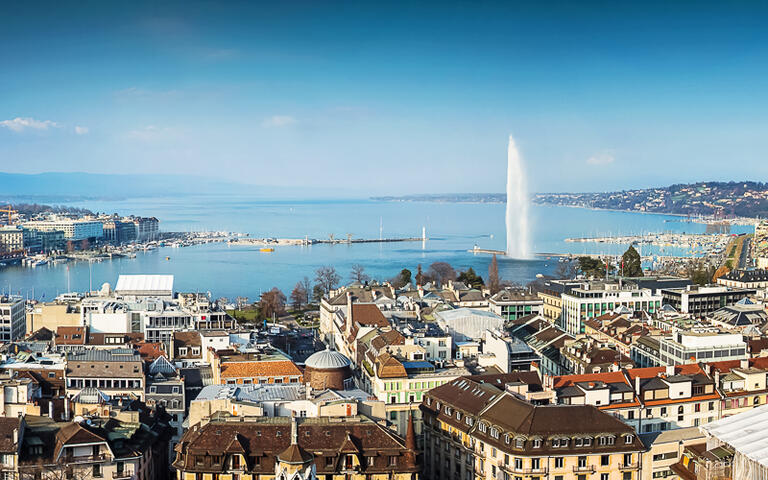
[478,422,487,433]
[490,427,499,439]
[456,412,462,420]
[533,439,541,448]
[515,438,524,449]
[179,347,188,356]
[504,434,511,445]
[625,435,634,444]
[445,406,452,415]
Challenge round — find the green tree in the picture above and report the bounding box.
[391,268,412,289]
[457,267,484,289]
[621,245,643,277]
[488,254,501,294]
[577,256,608,279]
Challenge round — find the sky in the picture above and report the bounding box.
[1,1,767,195]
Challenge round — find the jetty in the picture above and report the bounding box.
[230,236,426,248]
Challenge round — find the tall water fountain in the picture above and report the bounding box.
[505,135,531,259]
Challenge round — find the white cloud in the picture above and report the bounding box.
[0,117,58,132]
[587,151,615,166]
[74,126,89,135]
[261,115,297,128]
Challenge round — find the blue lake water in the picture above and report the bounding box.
[0,195,751,301]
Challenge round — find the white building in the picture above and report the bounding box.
[561,282,662,334]
[114,274,174,301]
[659,330,747,365]
[0,295,26,342]
[0,226,24,253]
[433,307,504,342]
[24,218,103,240]
[482,329,538,372]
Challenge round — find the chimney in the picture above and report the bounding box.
[48,400,54,419]
[665,365,675,376]
[634,375,641,394]
[345,292,353,337]
[291,415,298,445]
[740,359,749,369]
[12,428,18,445]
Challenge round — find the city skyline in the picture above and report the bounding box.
[2,1,768,195]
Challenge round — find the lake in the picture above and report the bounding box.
[0,195,751,301]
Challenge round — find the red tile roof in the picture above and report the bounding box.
[220,360,303,379]
[55,326,87,345]
[553,371,629,389]
[625,363,705,380]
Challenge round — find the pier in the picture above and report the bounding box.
[230,235,426,248]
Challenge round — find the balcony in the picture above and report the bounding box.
[573,465,596,473]
[63,454,109,464]
[501,465,548,475]
[619,462,639,470]
[113,470,134,479]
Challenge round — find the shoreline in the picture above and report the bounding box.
[373,198,757,224]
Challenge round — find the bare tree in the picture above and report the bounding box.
[554,259,578,279]
[428,262,456,288]
[488,254,501,294]
[349,263,370,284]
[314,266,341,295]
[301,276,312,303]
[259,288,286,320]
[290,282,308,309]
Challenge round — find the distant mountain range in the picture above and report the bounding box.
[373,181,768,218]
[0,172,255,202]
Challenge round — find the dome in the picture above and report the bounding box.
[305,348,351,370]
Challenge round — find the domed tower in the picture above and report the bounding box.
[304,347,352,390]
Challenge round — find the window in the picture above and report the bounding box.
[479,423,487,433]
[601,475,609,480]
[532,439,541,448]
[625,434,634,444]
[660,407,667,416]
[578,456,587,467]
[490,427,499,439]
[515,438,524,449]
[601,455,609,466]
[554,457,563,468]
[514,458,523,470]
[92,465,102,478]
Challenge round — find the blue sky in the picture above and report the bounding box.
[1,1,767,195]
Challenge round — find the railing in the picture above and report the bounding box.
[501,465,548,475]
[113,470,134,479]
[619,462,639,470]
[573,465,596,473]
[64,454,109,464]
